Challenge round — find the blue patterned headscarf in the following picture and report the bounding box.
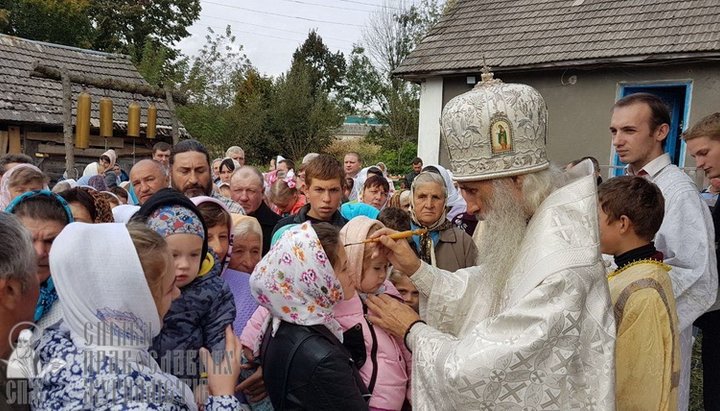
[147,204,205,239]
[6,190,74,322]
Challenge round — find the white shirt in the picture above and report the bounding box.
[629,153,718,322]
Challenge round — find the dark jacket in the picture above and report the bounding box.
[403,171,419,189]
[250,201,281,255]
[273,203,348,236]
[151,252,236,382]
[262,321,370,411]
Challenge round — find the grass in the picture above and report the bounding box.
[690,334,703,411]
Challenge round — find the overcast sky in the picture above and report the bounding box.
[177,0,410,77]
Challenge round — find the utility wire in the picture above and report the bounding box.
[336,0,403,10]
[200,13,355,44]
[275,0,371,13]
[202,0,364,27]
[199,24,352,49]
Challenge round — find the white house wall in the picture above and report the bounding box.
[417,77,444,165]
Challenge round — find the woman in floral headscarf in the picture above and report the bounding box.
[250,222,370,410]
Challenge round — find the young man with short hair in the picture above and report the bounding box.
[682,111,720,407]
[610,93,716,409]
[598,176,679,411]
[273,154,347,234]
[404,157,423,188]
[152,141,172,168]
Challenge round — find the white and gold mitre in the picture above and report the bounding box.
[440,67,550,182]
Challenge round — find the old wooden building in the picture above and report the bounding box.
[0,34,186,181]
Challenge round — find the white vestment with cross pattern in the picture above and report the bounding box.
[405,165,617,410]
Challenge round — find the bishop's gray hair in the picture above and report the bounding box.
[0,212,37,291]
[520,165,563,216]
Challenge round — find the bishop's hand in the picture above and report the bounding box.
[366,294,421,339]
[371,228,422,275]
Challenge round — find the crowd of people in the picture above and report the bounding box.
[1,73,720,411]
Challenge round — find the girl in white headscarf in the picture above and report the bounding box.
[30,222,243,410]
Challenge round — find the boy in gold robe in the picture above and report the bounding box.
[599,176,679,410]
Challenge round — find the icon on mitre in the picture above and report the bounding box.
[490,114,513,154]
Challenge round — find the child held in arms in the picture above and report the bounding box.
[598,176,679,411]
[132,189,236,395]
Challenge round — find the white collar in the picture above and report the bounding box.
[627,153,671,178]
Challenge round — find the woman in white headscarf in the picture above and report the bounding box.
[78,149,118,188]
[31,222,243,410]
[0,164,48,209]
[409,171,477,272]
[422,164,467,221]
[353,166,395,203]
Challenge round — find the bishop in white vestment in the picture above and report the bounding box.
[367,71,616,410]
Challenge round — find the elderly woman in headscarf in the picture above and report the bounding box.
[30,222,243,410]
[0,164,49,209]
[422,164,467,221]
[250,222,370,410]
[409,171,477,272]
[5,190,73,330]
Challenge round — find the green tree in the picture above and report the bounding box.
[341,45,385,114]
[179,26,251,107]
[87,0,200,64]
[175,26,252,156]
[268,63,344,160]
[342,0,447,173]
[292,30,346,96]
[230,68,277,164]
[0,0,94,48]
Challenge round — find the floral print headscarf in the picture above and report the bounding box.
[250,222,344,341]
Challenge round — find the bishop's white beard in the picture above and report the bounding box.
[475,179,528,316]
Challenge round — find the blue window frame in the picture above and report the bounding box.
[611,82,693,177]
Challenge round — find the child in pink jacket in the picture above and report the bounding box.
[241,217,412,410]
